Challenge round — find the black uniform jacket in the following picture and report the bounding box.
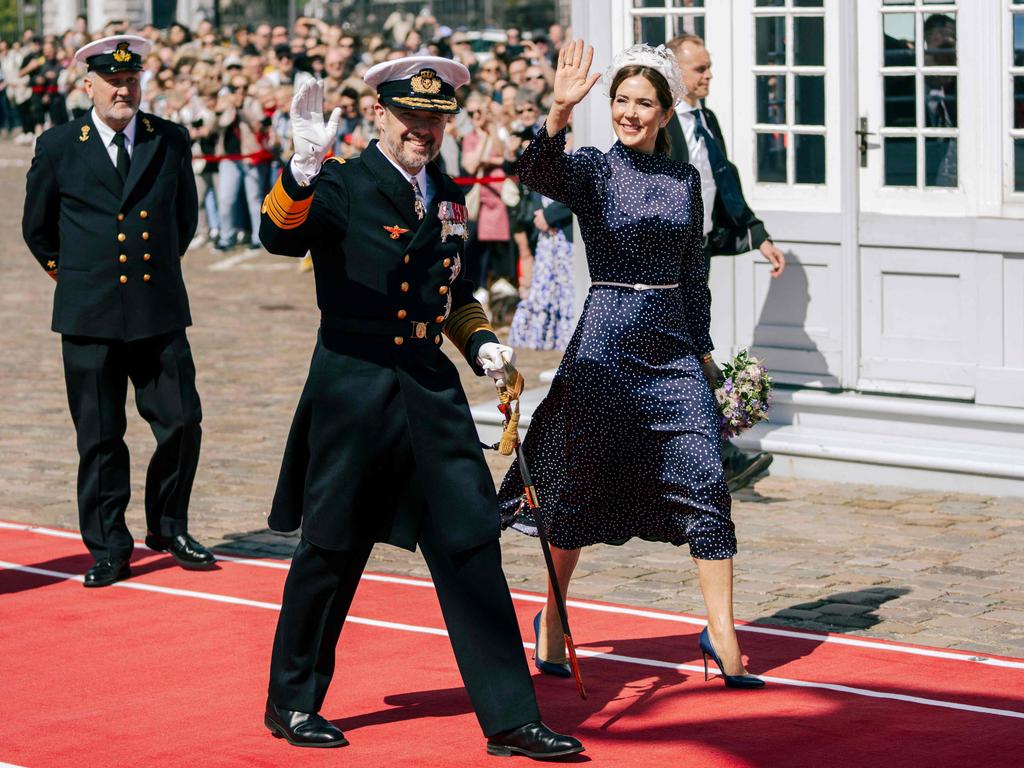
[667,105,771,256]
[259,142,502,554]
[23,111,198,341]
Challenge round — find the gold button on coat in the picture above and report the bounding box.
[119,254,127,263]
[434,315,444,324]
[143,253,151,261]
[393,336,404,346]
[403,254,410,264]
[119,275,128,284]
[438,285,448,295]
[142,232,149,240]
[400,282,409,292]
[140,211,148,219]
[117,213,125,222]
[117,233,126,242]
[143,274,151,282]
[396,309,407,320]
[443,258,451,268]
[434,335,441,344]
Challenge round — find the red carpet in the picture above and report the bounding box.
[1,521,1022,768]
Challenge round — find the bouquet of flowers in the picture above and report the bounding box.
[714,349,773,440]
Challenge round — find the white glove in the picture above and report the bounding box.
[290,79,342,181]
[477,342,516,385]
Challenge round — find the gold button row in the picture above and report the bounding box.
[120,254,152,263]
[117,211,148,221]
[119,274,152,283]
[394,334,443,346]
[117,232,149,242]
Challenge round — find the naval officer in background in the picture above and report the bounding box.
[22,35,215,587]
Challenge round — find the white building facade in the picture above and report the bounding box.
[548,0,1024,495]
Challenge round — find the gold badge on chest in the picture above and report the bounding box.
[79,125,90,142]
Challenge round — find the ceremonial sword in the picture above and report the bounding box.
[493,363,587,700]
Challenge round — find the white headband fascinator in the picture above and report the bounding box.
[602,43,687,106]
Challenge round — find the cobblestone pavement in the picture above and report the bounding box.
[2,143,1022,659]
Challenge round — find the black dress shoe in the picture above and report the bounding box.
[84,558,131,588]
[145,532,216,570]
[724,450,773,493]
[487,721,584,759]
[264,699,348,748]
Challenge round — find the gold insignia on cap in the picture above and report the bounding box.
[112,42,132,63]
[79,125,90,142]
[411,69,442,95]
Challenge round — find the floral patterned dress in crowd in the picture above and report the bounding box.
[508,195,575,351]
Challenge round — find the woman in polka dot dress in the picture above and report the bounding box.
[498,40,764,689]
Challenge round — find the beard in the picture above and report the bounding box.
[381,127,438,172]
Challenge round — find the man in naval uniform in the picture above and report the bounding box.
[22,35,215,587]
[258,59,584,760]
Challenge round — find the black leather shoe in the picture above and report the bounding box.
[145,532,216,570]
[83,558,131,588]
[724,450,773,493]
[264,699,348,748]
[486,721,584,759]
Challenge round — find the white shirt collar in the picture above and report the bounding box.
[676,100,702,116]
[91,108,138,149]
[378,144,428,196]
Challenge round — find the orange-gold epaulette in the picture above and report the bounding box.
[261,176,313,230]
[443,302,494,357]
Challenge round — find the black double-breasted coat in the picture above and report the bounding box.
[260,142,501,554]
[23,111,198,340]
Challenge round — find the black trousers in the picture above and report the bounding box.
[61,331,203,561]
[269,531,541,737]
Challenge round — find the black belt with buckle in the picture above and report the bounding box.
[320,314,444,340]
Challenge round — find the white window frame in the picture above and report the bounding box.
[1004,0,1024,212]
[734,0,842,213]
[857,0,988,218]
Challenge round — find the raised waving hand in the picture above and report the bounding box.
[547,40,602,134]
[290,79,342,179]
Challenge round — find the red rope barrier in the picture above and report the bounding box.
[192,150,274,163]
[452,176,518,185]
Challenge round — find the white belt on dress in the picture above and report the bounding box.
[590,281,680,291]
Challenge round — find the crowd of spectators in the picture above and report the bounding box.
[0,11,574,343]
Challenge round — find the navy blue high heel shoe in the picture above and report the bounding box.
[699,627,765,689]
[533,610,572,678]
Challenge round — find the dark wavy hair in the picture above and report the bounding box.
[609,65,673,156]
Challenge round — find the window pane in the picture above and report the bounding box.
[1015,15,1024,66]
[795,134,825,184]
[633,0,667,7]
[757,133,788,183]
[670,14,706,40]
[794,0,824,6]
[884,137,916,186]
[923,75,956,128]
[634,16,667,46]
[883,14,916,68]
[755,0,785,6]
[795,75,825,124]
[1015,78,1024,130]
[925,137,957,187]
[794,16,825,66]
[670,0,705,5]
[1015,140,1024,192]
[884,76,916,127]
[756,16,786,65]
[923,13,956,67]
[757,75,787,124]
[883,0,914,4]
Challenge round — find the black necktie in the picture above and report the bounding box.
[692,110,746,223]
[112,132,130,182]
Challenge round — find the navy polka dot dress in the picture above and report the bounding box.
[498,124,737,560]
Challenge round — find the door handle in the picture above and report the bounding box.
[856,116,877,168]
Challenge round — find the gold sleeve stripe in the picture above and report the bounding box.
[261,177,313,230]
[444,303,494,355]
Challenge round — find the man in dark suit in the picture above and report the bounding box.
[666,33,787,493]
[258,60,584,760]
[22,35,215,587]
